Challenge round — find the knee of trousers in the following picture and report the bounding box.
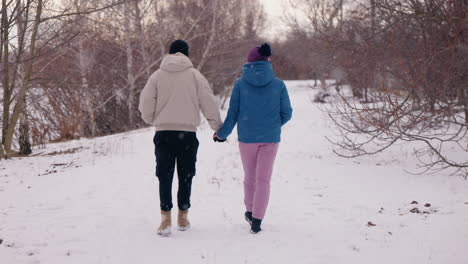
[180,175,194,183]
[244,180,256,187]
[256,178,271,186]
[156,167,175,179]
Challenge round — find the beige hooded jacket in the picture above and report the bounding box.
[138,53,222,132]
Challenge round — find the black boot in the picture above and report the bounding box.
[251,218,262,234]
[244,211,253,226]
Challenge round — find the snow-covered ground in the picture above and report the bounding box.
[1,81,467,264]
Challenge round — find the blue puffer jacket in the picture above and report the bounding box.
[217,61,293,143]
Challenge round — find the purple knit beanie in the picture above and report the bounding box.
[247,43,272,62]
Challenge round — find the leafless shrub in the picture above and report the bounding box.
[287,0,467,176]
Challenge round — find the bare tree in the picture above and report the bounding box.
[1,0,267,157]
[277,0,467,176]
[317,0,468,176]
[0,0,130,157]
[1,0,43,158]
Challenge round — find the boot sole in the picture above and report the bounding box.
[177,224,191,231]
[157,227,172,237]
[250,228,262,234]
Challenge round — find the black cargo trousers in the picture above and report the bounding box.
[154,131,199,212]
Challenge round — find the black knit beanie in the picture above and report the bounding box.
[169,40,189,57]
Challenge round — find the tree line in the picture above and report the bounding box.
[1,0,466,176]
[0,0,265,158]
[276,0,467,176]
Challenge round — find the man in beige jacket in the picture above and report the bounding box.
[138,40,222,237]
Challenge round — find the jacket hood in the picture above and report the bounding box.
[160,53,193,72]
[241,61,275,87]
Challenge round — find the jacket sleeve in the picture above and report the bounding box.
[216,81,240,139]
[196,71,223,131]
[280,81,293,126]
[138,73,158,125]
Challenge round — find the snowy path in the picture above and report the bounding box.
[1,82,467,264]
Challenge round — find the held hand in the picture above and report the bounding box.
[213,133,226,143]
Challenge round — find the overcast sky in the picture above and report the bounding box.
[261,0,287,18]
[259,0,286,39]
[259,0,300,40]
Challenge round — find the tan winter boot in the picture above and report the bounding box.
[157,210,171,236]
[177,209,190,231]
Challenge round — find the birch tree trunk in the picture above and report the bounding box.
[133,0,150,78]
[77,32,97,136]
[197,0,218,72]
[17,0,31,155]
[73,0,97,137]
[19,102,32,155]
[1,0,11,153]
[124,2,136,128]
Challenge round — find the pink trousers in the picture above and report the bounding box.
[239,142,279,220]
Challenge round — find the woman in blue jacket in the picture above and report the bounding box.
[215,43,293,233]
